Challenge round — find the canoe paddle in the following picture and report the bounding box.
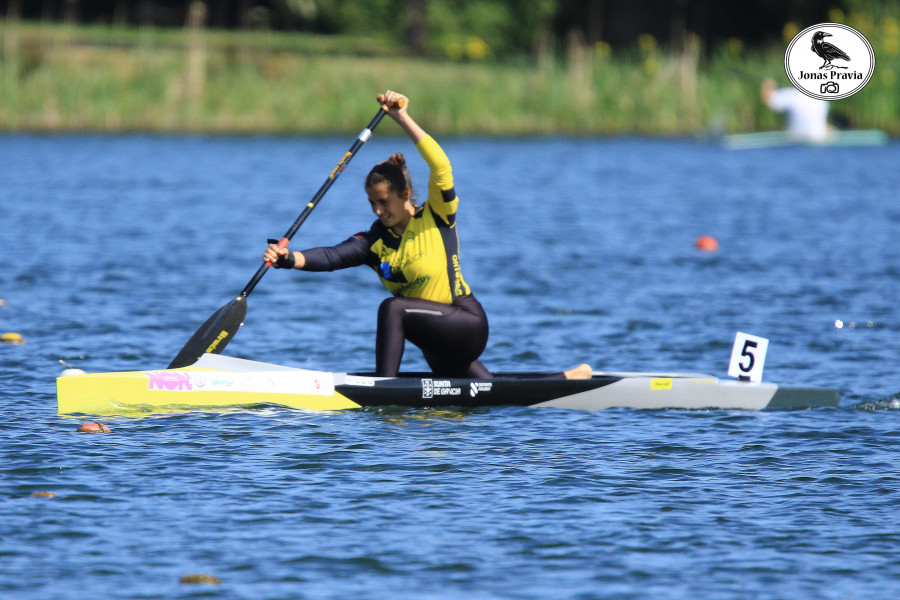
[167,105,396,368]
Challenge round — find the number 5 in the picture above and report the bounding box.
[728,332,769,382]
[739,340,758,373]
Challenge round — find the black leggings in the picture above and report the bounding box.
[375,294,491,378]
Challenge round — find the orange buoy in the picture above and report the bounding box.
[694,235,719,252]
[30,491,57,498]
[77,422,111,433]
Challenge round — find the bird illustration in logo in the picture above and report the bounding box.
[811,31,850,69]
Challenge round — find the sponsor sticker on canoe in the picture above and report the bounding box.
[421,379,461,399]
[146,371,194,391]
[470,382,492,397]
[145,370,334,395]
[651,378,672,390]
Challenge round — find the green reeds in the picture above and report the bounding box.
[1,21,896,136]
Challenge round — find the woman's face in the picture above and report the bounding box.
[367,182,412,233]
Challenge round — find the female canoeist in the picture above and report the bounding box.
[264,90,590,379]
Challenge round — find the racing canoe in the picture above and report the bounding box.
[56,354,840,416]
[723,129,887,150]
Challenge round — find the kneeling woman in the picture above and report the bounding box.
[265,91,590,380]
[264,90,490,378]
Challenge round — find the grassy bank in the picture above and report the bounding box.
[1,20,897,136]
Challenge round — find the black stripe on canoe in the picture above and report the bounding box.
[335,373,620,408]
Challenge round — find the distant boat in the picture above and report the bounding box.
[723,129,888,150]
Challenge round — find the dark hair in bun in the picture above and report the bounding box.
[365,153,414,203]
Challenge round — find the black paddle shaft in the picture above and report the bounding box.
[167,106,390,368]
[240,107,389,298]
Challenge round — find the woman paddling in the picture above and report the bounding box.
[264,90,590,379]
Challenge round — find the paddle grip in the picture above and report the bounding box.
[265,237,291,268]
[381,97,407,111]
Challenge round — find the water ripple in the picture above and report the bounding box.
[3,137,900,599]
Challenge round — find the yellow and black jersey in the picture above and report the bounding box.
[300,135,472,305]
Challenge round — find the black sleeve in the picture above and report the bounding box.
[300,233,372,272]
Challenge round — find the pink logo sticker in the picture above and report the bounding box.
[146,371,193,391]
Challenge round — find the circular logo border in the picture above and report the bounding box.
[784,22,875,101]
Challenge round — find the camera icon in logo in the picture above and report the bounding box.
[820,81,840,94]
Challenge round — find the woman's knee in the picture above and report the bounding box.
[377,296,407,323]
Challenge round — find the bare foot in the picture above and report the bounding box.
[564,364,592,379]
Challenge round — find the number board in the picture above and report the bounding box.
[728,332,769,382]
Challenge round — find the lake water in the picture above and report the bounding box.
[2,133,899,599]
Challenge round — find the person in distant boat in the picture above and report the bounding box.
[264,90,591,380]
[760,78,831,142]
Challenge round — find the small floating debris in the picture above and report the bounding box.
[694,235,719,252]
[59,360,86,376]
[834,320,876,329]
[30,491,57,498]
[1,332,25,345]
[77,423,111,433]
[179,573,221,585]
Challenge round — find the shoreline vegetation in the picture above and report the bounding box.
[1,19,897,137]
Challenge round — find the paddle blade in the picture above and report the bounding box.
[167,296,247,368]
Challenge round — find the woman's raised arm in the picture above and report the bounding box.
[377,90,426,144]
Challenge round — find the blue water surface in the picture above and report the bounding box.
[2,133,900,599]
